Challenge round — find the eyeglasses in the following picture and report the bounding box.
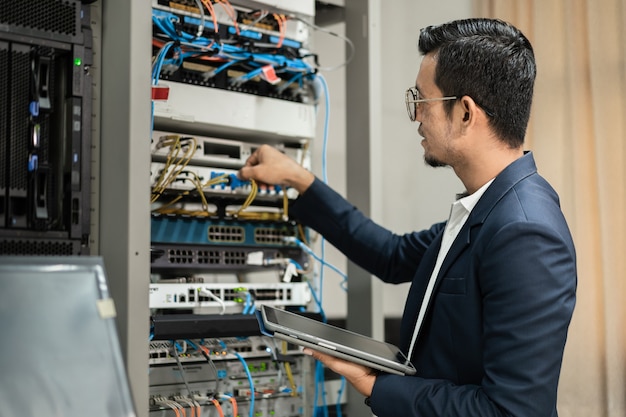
[405,87,457,122]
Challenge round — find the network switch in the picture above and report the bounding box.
[153,83,316,142]
[149,281,311,309]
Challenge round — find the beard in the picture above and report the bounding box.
[424,153,448,168]
[419,125,449,168]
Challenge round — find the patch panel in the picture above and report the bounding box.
[151,130,311,170]
[150,162,289,197]
[152,0,312,44]
[151,215,302,246]
[158,61,314,104]
[149,336,315,417]
[149,337,302,365]
[152,1,316,106]
[150,242,309,273]
[149,282,311,309]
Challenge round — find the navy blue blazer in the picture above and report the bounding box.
[291,152,577,417]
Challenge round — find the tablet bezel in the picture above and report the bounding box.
[257,305,416,376]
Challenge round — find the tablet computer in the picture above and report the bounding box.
[256,305,416,376]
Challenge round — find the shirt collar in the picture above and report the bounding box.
[457,178,495,213]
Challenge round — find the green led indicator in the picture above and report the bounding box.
[74,58,82,66]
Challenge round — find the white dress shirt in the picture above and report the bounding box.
[407,179,495,360]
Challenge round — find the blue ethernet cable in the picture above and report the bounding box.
[317,74,332,310]
[152,9,316,81]
[306,280,327,324]
[285,237,347,283]
[242,292,255,315]
[336,376,346,417]
[219,340,255,417]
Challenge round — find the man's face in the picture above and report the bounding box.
[414,54,461,168]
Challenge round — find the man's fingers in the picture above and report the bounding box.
[238,165,253,180]
[243,151,260,167]
[302,348,330,363]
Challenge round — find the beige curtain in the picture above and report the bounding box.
[473,1,626,416]
[475,0,626,417]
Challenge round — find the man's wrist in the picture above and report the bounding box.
[289,169,315,194]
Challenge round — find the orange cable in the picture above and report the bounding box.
[200,0,219,33]
[216,0,240,35]
[272,13,286,47]
[227,396,238,417]
[210,398,225,417]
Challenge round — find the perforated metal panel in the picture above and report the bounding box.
[0,42,7,199]
[0,0,82,43]
[0,238,79,255]
[8,45,29,192]
[0,0,92,254]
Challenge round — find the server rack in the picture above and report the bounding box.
[0,0,93,255]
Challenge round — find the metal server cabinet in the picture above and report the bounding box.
[0,0,93,255]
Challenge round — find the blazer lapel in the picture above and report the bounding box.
[432,151,539,291]
[402,151,541,353]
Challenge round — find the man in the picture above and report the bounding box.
[239,18,576,416]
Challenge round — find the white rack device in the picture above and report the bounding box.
[149,281,311,309]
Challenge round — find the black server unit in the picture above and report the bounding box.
[0,0,93,255]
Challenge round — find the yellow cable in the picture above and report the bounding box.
[299,140,310,166]
[234,211,283,221]
[151,135,198,203]
[282,340,297,396]
[282,191,289,220]
[297,224,307,243]
[228,179,257,217]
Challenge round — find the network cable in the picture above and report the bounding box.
[316,73,332,316]
[171,341,194,399]
[336,376,346,417]
[218,394,238,417]
[197,288,226,314]
[174,395,202,417]
[153,396,183,417]
[151,40,178,140]
[242,290,258,315]
[291,17,356,72]
[284,237,347,284]
[310,303,329,417]
[151,9,317,84]
[186,339,220,396]
[306,280,326,324]
[219,340,255,417]
[191,0,206,38]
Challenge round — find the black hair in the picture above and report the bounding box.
[419,18,536,147]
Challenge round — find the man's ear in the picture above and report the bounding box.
[459,96,481,126]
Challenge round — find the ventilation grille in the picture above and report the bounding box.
[0,0,79,37]
[8,46,29,191]
[0,239,76,255]
[0,45,8,192]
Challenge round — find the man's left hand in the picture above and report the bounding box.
[303,348,377,397]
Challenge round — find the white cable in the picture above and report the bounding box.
[199,288,226,314]
[283,237,347,282]
[292,17,355,71]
